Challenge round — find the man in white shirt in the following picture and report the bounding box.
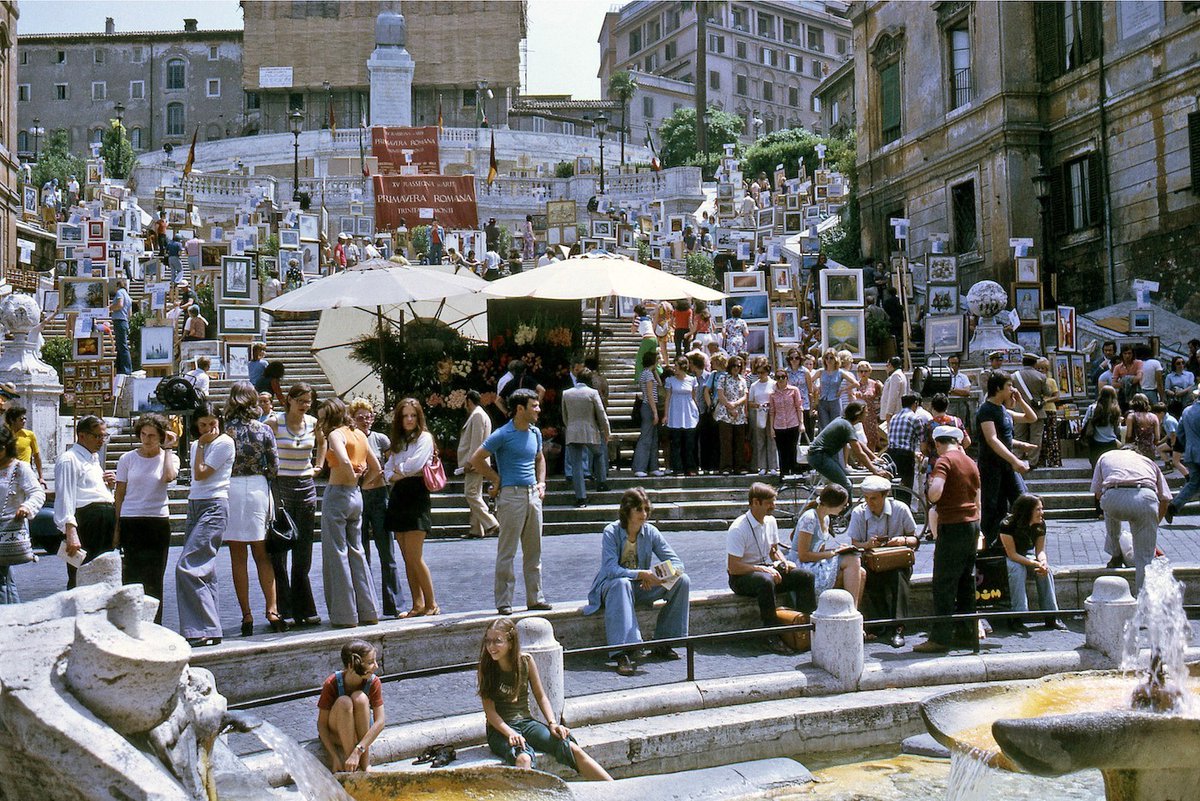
[1138,345,1164,405]
[726,483,816,654]
[185,356,211,398]
[458,390,500,539]
[536,250,553,269]
[947,355,972,398]
[54,415,116,588]
[880,357,909,422]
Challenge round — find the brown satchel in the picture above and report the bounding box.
[774,607,811,653]
[862,546,915,573]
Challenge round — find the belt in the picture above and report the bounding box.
[1104,483,1154,492]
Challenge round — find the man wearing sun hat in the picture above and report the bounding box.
[847,474,918,648]
[0,382,19,413]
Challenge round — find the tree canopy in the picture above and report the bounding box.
[99,120,136,180]
[31,130,86,193]
[658,106,743,174]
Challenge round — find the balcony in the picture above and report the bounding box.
[950,66,973,110]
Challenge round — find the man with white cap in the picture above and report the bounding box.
[847,474,918,648]
[914,424,980,653]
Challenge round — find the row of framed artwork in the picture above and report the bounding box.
[725,266,866,307]
[924,305,1080,358]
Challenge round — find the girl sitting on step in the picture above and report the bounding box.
[478,618,613,781]
[317,640,386,773]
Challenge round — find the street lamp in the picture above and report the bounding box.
[30,118,44,162]
[1032,167,1055,303]
[323,80,332,129]
[289,109,304,202]
[113,101,125,126]
[595,112,608,195]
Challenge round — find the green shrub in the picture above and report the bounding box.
[685,252,718,289]
[42,337,71,382]
[555,161,575,178]
[410,225,430,259]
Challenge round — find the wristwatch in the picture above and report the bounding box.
[355,744,365,754]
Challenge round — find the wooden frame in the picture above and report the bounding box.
[139,325,175,367]
[1012,283,1042,323]
[72,335,103,360]
[821,309,866,358]
[924,315,964,355]
[218,305,261,336]
[1015,329,1043,355]
[201,242,229,269]
[819,268,864,307]
[725,271,766,294]
[60,276,108,313]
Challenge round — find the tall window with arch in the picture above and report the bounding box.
[166,103,185,137]
[166,58,186,90]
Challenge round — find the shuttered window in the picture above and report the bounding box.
[1189,112,1200,192]
[1036,1,1100,82]
[879,62,901,144]
[1052,153,1103,233]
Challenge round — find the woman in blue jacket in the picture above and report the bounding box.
[582,488,690,677]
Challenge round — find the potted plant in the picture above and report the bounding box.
[866,307,895,361]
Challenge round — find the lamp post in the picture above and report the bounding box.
[323,80,332,129]
[703,108,713,180]
[595,112,608,195]
[1032,167,1055,304]
[289,109,303,202]
[113,101,125,127]
[30,118,44,162]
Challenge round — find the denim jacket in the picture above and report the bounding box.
[582,521,684,615]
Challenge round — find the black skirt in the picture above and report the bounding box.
[385,475,432,533]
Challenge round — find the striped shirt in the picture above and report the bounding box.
[270,414,318,478]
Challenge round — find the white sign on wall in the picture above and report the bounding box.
[258,67,294,89]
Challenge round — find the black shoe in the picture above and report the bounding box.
[574,499,588,508]
[616,654,636,676]
[1043,618,1067,631]
[766,636,793,656]
[497,606,513,616]
[652,646,681,660]
[527,602,553,611]
[1165,504,1177,524]
[887,632,906,649]
[186,637,220,648]
[1106,555,1125,569]
[413,744,445,765]
[240,616,253,637]
[1007,620,1028,633]
[429,746,457,768]
[596,483,610,492]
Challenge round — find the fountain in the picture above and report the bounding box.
[921,558,1200,801]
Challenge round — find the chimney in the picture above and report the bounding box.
[104,17,114,35]
[183,18,198,32]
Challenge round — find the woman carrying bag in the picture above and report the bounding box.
[0,426,45,604]
[384,398,441,618]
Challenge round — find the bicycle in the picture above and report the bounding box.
[773,470,852,536]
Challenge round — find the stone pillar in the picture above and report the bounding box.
[517,617,563,725]
[367,11,414,127]
[1085,575,1137,663]
[811,589,863,690]
[0,293,64,467]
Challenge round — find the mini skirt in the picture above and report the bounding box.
[385,475,432,534]
[224,474,270,542]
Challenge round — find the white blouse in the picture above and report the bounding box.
[384,431,435,481]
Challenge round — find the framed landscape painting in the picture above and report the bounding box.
[925,315,964,355]
[218,305,261,336]
[221,256,255,301]
[725,271,766,294]
[821,309,866,358]
[736,293,770,323]
[139,325,174,367]
[819,268,864,307]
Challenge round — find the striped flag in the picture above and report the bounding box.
[328,97,337,133]
[645,124,661,172]
[486,128,498,185]
[182,126,199,179]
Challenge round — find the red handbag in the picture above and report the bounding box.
[422,450,447,492]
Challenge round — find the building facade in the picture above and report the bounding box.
[598,0,852,141]
[813,56,853,137]
[852,0,1200,312]
[0,1,16,277]
[241,0,526,135]
[16,18,243,157]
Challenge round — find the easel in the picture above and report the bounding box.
[890,217,914,374]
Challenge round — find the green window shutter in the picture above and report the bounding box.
[1087,153,1104,227]
[1034,2,1061,82]
[1079,1,1100,65]
[1188,112,1200,192]
[1049,163,1066,234]
[880,63,900,142]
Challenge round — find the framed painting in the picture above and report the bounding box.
[72,335,103,360]
[821,309,866,358]
[220,256,254,301]
[180,340,223,372]
[1054,354,1072,398]
[225,343,251,380]
[735,292,770,323]
[771,265,793,293]
[279,228,301,249]
[927,284,959,315]
[22,186,36,216]
[131,377,166,413]
[139,325,175,367]
[1015,329,1043,355]
[57,223,84,245]
[1039,309,1058,327]
[41,290,59,315]
[591,219,615,238]
[355,216,374,237]
[218,305,261,336]
[298,214,320,242]
[166,208,187,227]
[201,242,229,269]
[1016,257,1039,283]
[60,276,108,312]
[725,271,766,294]
[299,241,321,274]
[1012,283,1042,323]
[1129,308,1153,333]
[755,206,775,230]
[927,255,957,284]
[1070,354,1087,398]
[1057,305,1077,352]
[819,268,864,307]
[745,325,769,359]
[162,187,185,204]
[87,220,106,242]
[772,307,800,342]
[924,315,964,355]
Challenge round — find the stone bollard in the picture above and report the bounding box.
[811,589,863,691]
[517,617,564,725]
[1085,575,1137,663]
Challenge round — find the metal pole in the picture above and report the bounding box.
[292,132,300,202]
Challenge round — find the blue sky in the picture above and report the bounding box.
[18,0,615,98]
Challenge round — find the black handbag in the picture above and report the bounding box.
[631,396,644,427]
[265,497,298,554]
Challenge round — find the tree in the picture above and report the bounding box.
[658,105,743,176]
[607,70,637,166]
[99,120,136,180]
[31,130,85,194]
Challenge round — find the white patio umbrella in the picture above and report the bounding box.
[261,258,486,313]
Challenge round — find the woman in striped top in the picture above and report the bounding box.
[269,383,326,627]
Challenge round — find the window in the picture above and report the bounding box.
[208,45,219,60]
[665,9,680,32]
[130,127,143,149]
[1055,154,1102,232]
[1035,1,1099,81]
[837,37,848,55]
[736,40,747,59]
[948,22,972,109]
[130,80,145,100]
[90,128,103,146]
[787,53,800,72]
[951,180,978,252]
[760,47,778,67]
[166,58,186,90]
[783,20,798,44]
[55,50,65,63]
[91,81,106,101]
[94,48,104,64]
[646,18,661,43]
[18,50,25,65]
[207,78,220,98]
[759,81,771,102]
[531,117,545,133]
[764,117,774,134]
[288,92,304,111]
[131,46,144,64]
[757,13,775,39]
[166,103,185,136]
[812,95,822,113]
[643,95,654,117]
[16,84,27,102]
[807,27,825,52]
[789,86,799,106]
[831,99,840,124]
[665,41,677,61]
[206,123,223,141]
[708,33,725,53]
[644,52,657,71]
[731,6,748,31]
[563,121,575,135]
[55,83,68,101]
[245,91,260,111]
[879,61,901,144]
[17,130,26,152]
[736,74,748,95]
[811,59,823,77]
[462,88,476,106]
[629,29,642,54]
[710,70,720,89]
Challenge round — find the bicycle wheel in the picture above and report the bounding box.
[774,478,812,528]
[889,483,925,525]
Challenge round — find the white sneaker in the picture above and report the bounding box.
[757,469,767,475]
[652,469,668,476]
[634,471,648,477]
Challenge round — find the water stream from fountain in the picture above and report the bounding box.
[1121,557,1191,713]
[230,716,354,801]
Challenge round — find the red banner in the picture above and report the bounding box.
[371,126,441,175]
[373,175,478,231]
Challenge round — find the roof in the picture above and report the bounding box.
[1084,300,1199,356]
[19,29,243,44]
[814,58,854,97]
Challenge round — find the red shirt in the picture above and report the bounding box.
[930,447,980,525]
[673,308,692,329]
[316,671,383,710]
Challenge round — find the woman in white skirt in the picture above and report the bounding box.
[223,380,285,636]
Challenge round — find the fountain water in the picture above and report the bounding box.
[922,557,1200,801]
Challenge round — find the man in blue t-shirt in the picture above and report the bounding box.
[976,372,1037,548]
[469,389,551,616]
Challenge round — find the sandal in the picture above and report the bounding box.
[240,614,254,638]
[422,605,441,617]
[399,608,426,619]
[266,612,289,633]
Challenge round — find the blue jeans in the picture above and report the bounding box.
[486,719,578,772]
[563,445,591,480]
[1006,553,1059,616]
[361,485,403,617]
[632,415,659,474]
[566,442,606,501]
[113,318,131,374]
[169,256,183,283]
[1172,461,1200,511]
[668,426,698,473]
[602,573,690,657]
[817,399,842,432]
[808,448,852,498]
[0,565,18,604]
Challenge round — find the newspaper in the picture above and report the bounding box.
[651,559,681,590]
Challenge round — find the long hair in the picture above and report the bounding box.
[619,487,652,529]
[477,618,523,701]
[224,380,260,422]
[318,397,349,436]
[391,397,431,448]
[1094,385,1122,428]
[1001,493,1044,538]
[340,639,376,675]
[803,483,849,515]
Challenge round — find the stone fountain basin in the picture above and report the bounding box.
[921,670,1200,775]
[338,765,572,800]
